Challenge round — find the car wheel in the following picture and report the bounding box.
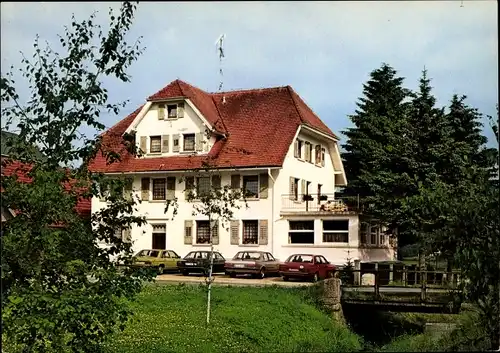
[256,268,265,279]
[182,271,189,276]
[157,265,164,275]
[282,276,289,282]
[229,272,236,278]
[312,273,319,283]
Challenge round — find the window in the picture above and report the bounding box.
[173,137,179,148]
[297,139,303,159]
[289,254,314,263]
[150,136,161,153]
[234,251,261,260]
[183,133,195,151]
[323,220,349,243]
[288,220,314,244]
[370,222,379,245]
[267,253,276,261]
[242,220,259,244]
[152,224,166,249]
[167,104,177,118]
[152,178,166,200]
[196,221,211,244]
[243,175,259,198]
[196,177,211,197]
[360,223,368,244]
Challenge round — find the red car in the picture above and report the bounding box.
[279,254,336,282]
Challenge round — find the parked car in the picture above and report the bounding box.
[279,254,336,282]
[177,251,226,276]
[132,249,181,274]
[224,251,280,279]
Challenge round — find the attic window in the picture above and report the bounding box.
[183,134,195,151]
[167,104,177,118]
[150,136,161,153]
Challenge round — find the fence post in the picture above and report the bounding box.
[354,259,361,286]
[375,269,380,301]
[389,263,394,283]
[403,265,408,286]
[420,270,427,302]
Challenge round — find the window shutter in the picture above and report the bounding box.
[98,181,107,202]
[259,220,268,245]
[212,175,221,189]
[123,178,133,201]
[305,142,311,162]
[140,136,147,154]
[141,177,150,201]
[231,175,240,189]
[294,140,299,158]
[172,134,180,152]
[195,132,203,152]
[184,176,194,200]
[177,102,184,118]
[184,220,193,244]
[161,135,170,153]
[211,220,219,245]
[321,148,326,167]
[230,220,239,245]
[166,176,176,200]
[301,179,306,197]
[259,173,268,199]
[315,145,321,165]
[289,177,295,200]
[158,104,165,120]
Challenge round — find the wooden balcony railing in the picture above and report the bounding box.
[281,193,360,213]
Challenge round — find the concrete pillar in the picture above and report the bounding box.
[389,263,394,283]
[354,259,361,285]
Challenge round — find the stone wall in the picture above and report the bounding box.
[319,278,344,323]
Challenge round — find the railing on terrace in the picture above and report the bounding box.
[281,193,360,213]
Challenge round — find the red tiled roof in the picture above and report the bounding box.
[89,80,338,173]
[1,159,91,217]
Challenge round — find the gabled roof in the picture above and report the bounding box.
[89,80,338,173]
[1,130,46,161]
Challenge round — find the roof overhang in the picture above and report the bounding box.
[300,124,338,142]
[124,102,153,135]
[101,166,282,176]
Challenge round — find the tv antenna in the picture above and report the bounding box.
[460,0,464,7]
[215,34,226,95]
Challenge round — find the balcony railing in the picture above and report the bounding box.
[281,193,360,213]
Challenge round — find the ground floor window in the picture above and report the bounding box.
[242,220,259,244]
[288,220,314,244]
[196,221,210,244]
[322,220,348,243]
[152,224,166,249]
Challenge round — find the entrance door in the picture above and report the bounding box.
[152,224,166,249]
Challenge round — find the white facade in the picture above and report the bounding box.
[92,99,395,265]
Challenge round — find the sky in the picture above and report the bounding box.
[1,1,498,147]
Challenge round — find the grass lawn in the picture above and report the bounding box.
[104,283,362,353]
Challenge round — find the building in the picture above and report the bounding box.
[88,80,395,265]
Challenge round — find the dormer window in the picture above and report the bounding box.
[183,133,195,151]
[167,104,177,118]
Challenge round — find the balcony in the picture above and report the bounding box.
[281,193,360,215]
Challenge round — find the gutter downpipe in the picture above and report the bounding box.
[268,168,276,255]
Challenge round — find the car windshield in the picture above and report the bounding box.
[234,252,261,260]
[288,255,314,263]
[184,252,209,259]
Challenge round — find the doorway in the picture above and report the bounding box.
[151,224,166,249]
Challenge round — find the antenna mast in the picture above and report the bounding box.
[215,34,226,97]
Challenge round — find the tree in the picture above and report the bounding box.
[1,3,155,352]
[176,145,248,325]
[341,63,412,245]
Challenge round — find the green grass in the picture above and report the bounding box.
[104,283,362,353]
